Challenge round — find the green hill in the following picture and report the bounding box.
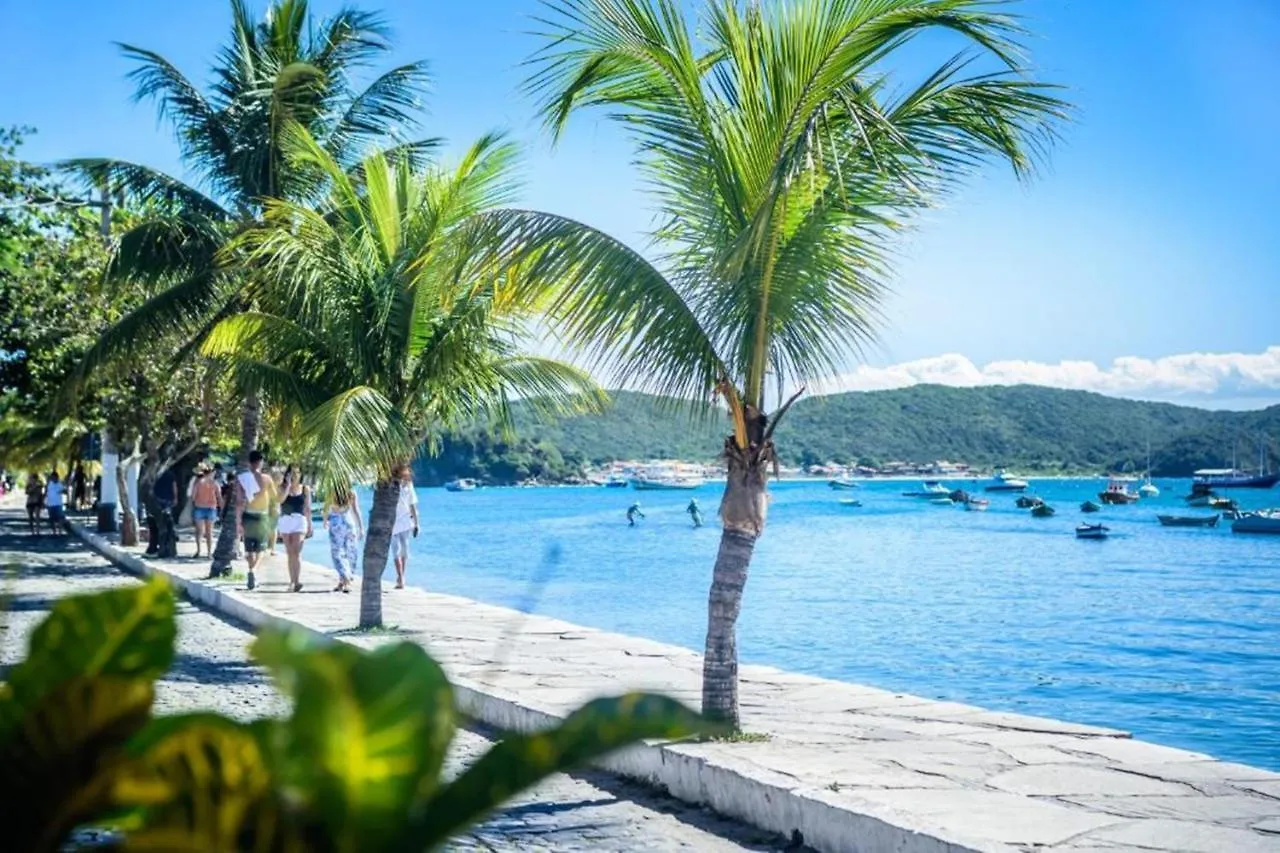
[415,386,1280,483]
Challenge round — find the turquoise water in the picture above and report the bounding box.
[304,478,1280,770]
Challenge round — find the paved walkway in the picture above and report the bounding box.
[65,517,1280,853]
[0,513,794,851]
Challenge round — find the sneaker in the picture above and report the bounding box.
[246,570,256,590]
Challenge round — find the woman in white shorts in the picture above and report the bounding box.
[276,464,312,592]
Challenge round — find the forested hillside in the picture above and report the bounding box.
[416,386,1280,483]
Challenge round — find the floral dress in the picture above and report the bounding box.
[327,505,359,582]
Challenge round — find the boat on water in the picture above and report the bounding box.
[1030,503,1056,518]
[930,496,955,506]
[633,476,703,491]
[1157,514,1220,528]
[1231,510,1280,535]
[603,475,630,488]
[1138,479,1160,498]
[1076,523,1109,539]
[838,498,861,508]
[965,498,990,512]
[444,478,477,492]
[984,470,1029,492]
[1080,500,1101,513]
[902,481,951,498]
[1015,495,1043,509]
[829,479,859,490]
[1099,478,1140,505]
[1208,496,1239,512]
[1193,469,1280,490]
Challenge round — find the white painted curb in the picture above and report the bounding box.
[71,522,1006,853]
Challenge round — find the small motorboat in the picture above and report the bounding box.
[1138,479,1160,498]
[444,478,477,492]
[902,481,951,498]
[965,498,990,512]
[1080,500,1101,513]
[829,479,859,490]
[1208,496,1239,512]
[1076,523,1109,539]
[1015,495,1043,509]
[1098,478,1140,505]
[604,475,630,488]
[984,470,1029,492]
[838,498,862,508]
[1232,510,1280,535]
[1030,503,1056,518]
[930,496,955,506]
[1157,514,1220,528]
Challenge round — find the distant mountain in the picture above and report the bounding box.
[416,385,1280,483]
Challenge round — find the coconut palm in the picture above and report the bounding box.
[66,0,433,576]
[509,0,1067,726]
[203,128,604,628]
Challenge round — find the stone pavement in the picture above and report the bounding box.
[68,517,1280,853]
[0,513,797,851]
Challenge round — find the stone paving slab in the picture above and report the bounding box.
[70,522,1280,853]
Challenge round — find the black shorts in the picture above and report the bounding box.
[46,506,66,524]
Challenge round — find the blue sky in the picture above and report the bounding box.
[3,0,1278,408]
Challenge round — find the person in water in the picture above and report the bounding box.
[626,501,645,527]
[686,498,703,528]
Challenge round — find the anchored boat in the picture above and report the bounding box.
[1157,514,1220,528]
[984,470,1029,492]
[1080,500,1101,513]
[1076,523,1109,539]
[1232,510,1280,535]
[1099,478,1140,505]
[829,478,859,490]
[1030,503,1056,518]
[902,481,951,498]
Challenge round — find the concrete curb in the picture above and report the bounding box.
[67,521,1023,853]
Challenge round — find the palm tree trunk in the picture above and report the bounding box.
[702,436,771,729]
[359,478,401,629]
[210,391,261,576]
[116,457,138,547]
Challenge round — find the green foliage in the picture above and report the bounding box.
[426,387,1280,479]
[0,579,707,853]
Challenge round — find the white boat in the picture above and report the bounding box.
[1138,479,1160,498]
[838,498,861,508]
[444,478,476,492]
[984,470,1029,492]
[965,498,990,512]
[930,496,955,506]
[633,476,703,491]
[902,481,951,498]
[829,479,860,490]
[1076,523,1110,540]
[1231,510,1280,535]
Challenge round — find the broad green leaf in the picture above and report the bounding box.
[4,577,176,725]
[252,630,456,853]
[113,719,307,853]
[409,692,710,849]
[0,676,154,853]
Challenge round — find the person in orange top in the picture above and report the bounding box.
[189,465,222,559]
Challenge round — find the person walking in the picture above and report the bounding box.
[391,465,419,589]
[44,471,67,535]
[236,451,276,590]
[686,498,704,528]
[323,484,362,593]
[24,472,44,535]
[276,464,312,593]
[626,501,645,527]
[189,465,222,559]
[71,463,87,511]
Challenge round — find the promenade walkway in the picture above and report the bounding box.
[67,518,1280,853]
[0,512,794,851]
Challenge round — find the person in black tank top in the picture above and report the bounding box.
[276,464,313,592]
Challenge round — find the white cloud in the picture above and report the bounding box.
[813,347,1280,408]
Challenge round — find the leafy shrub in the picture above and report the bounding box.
[0,578,706,851]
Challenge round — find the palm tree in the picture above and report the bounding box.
[508,0,1068,727]
[204,129,604,628]
[66,0,433,576]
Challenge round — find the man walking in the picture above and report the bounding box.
[237,451,276,590]
[391,465,419,589]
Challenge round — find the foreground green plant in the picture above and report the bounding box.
[0,578,707,851]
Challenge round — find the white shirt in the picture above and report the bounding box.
[45,481,65,508]
[392,481,418,535]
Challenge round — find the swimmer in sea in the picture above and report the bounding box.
[626,501,645,527]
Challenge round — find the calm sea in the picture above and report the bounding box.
[304,478,1280,770]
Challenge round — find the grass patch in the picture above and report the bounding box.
[698,730,771,744]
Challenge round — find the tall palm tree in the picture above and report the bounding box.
[507,0,1067,726]
[204,128,604,628]
[66,0,433,576]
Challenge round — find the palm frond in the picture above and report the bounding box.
[60,159,229,221]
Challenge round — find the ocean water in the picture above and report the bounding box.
[304,478,1280,770]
